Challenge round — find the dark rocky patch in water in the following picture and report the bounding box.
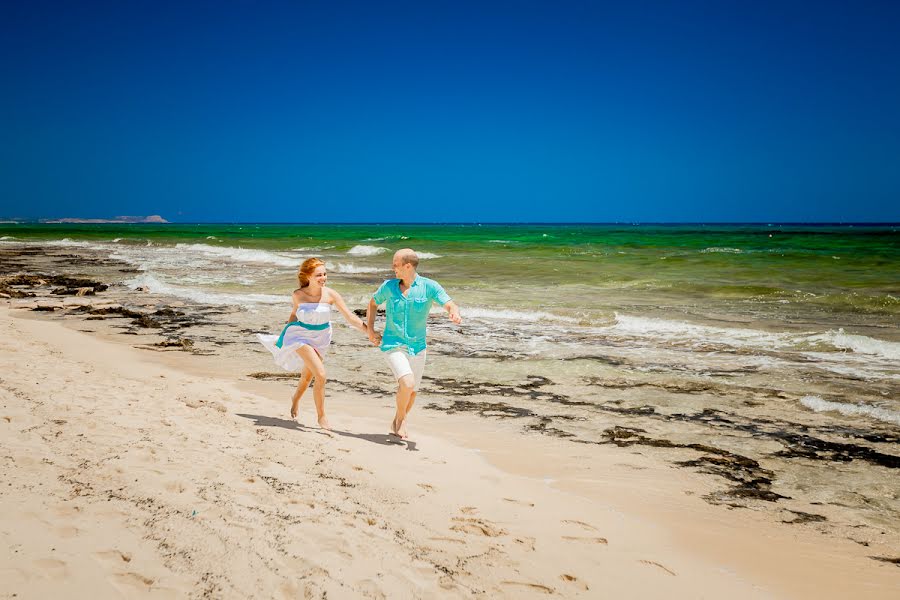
[869,556,900,567]
[68,304,216,333]
[1,273,109,298]
[248,372,298,380]
[424,399,576,438]
[527,417,577,438]
[422,375,590,405]
[152,338,194,350]
[770,433,900,469]
[660,409,900,468]
[419,374,900,472]
[781,510,827,524]
[599,426,786,504]
[570,355,630,366]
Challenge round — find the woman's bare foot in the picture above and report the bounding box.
[317,415,331,430]
[390,416,401,437]
[397,418,409,440]
[290,394,301,419]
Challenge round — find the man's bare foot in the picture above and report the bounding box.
[290,395,301,419]
[389,416,401,437]
[317,415,331,430]
[397,418,409,440]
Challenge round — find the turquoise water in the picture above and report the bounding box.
[2,223,897,326]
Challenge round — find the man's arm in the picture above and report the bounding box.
[443,300,461,325]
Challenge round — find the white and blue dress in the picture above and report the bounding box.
[257,302,332,371]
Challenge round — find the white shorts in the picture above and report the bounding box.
[384,347,427,390]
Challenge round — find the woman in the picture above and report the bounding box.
[258,258,368,429]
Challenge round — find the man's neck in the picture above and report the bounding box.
[400,273,417,288]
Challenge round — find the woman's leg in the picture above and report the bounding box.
[290,366,312,419]
[295,345,329,429]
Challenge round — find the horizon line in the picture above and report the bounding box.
[1,221,898,227]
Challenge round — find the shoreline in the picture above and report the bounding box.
[1,241,898,597]
[2,309,899,597]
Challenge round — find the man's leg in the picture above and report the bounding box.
[393,374,415,437]
[396,390,417,439]
[396,351,425,439]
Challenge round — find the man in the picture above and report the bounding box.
[367,248,461,439]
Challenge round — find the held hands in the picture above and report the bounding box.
[448,310,462,325]
[367,328,382,347]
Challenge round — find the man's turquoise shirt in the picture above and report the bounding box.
[372,275,451,355]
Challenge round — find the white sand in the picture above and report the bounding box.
[1,306,898,598]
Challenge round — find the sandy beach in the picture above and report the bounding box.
[1,255,898,598]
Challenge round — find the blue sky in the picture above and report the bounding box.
[1,1,898,222]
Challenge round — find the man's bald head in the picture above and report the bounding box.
[394,248,419,269]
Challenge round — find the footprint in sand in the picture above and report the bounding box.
[450,517,506,537]
[94,549,133,565]
[33,558,68,578]
[560,574,589,591]
[110,572,159,593]
[561,519,599,532]
[502,497,535,507]
[514,536,537,551]
[52,504,81,518]
[639,559,676,576]
[417,483,435,492]
[562,535,608,544]
[428,536,467,544]
[353,579,387,599]
[54,525,79,538]
[164,480,186,493]
[500,581,554,594]
[459,506,478,515]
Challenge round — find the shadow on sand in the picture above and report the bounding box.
[236,413,418,450]
[237,413,315,432]
[332,429,418,451]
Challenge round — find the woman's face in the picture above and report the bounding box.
[310,265,327,287]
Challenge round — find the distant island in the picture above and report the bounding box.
[41,215,169,224]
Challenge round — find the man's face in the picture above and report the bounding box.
[392,256,409,279]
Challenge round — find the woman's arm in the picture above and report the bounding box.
[329,289,367,333]
[366,297,381,346]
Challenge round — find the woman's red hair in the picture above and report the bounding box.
[298,257,325,288]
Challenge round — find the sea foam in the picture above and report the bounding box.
[45,238,96,248]
[815,330,900,361]
[173,243,299,267]
[329,262,382,274]
[700,247,743,254]
[800,396,900,426]
[125,273,283,307]
[463,306,580,324]
[347,245,389,256]
[608,314,900,361]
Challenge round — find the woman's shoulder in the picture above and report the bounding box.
[321,286,341,303]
